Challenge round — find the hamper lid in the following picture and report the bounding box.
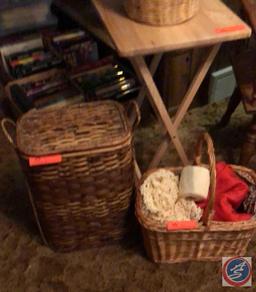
[16,101,131,156]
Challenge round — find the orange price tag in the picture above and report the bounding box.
[166,220,198,231]
[29,154,62,167]
[215,24,246,34]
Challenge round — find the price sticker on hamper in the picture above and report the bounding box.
[222,257,252,287]
[29,154,62,167]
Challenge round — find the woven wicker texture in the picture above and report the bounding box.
[3,101,136,252]
[136,133,256,263]
[23,146,134,251]
[16,101,130,156]
[124,0,200,26]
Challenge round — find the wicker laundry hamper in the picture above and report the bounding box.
[136,133,256,263]
[124,0,200,26]
[1,101,140,252]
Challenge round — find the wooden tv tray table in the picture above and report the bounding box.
[54,0,251,178]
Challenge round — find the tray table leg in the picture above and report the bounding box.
[130,54,163,180]
[148,44,221,169]
[130,55,190,166]
[130,53,163,125]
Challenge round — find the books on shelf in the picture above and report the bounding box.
[70,56,140,101]
[34,86,84,110]
[6,48,63,78]
[8,69,84,113]
[3,28,140,118]
[44,29,99,68]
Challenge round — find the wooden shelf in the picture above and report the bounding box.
[54,0,114,49]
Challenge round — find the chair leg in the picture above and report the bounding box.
[240,115,256,166]
[217,87,242,128]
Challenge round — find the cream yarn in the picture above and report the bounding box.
[141,169,202,223]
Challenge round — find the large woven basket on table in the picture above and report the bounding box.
[1,101,140,252]
[124,0,200,26]
[136,133,256,263]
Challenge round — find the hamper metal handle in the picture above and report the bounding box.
[194,132,216,227]
[1,118,17,149]
[127,100,141,130]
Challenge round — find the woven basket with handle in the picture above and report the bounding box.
[1,101,140,252]
[136,133,256,263]
[124,0,200,26]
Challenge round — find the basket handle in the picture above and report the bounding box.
[126,100,141,130]
[194,133,216,227]
[1,118,17,149]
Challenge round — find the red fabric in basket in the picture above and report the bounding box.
[198,162,252,222]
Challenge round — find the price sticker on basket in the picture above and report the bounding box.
[166,220,198,231]
[29,154,62,167]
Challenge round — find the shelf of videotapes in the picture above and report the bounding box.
[1,29,139,118]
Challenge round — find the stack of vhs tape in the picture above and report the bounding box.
[6,48,63,79]
[44,29,98,68]
[7,69,83,115]
[70,56,139,102]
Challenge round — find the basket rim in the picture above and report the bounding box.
[135,165,256,233]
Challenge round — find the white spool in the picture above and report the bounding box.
[179,166,210,202]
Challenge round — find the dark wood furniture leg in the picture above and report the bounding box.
[240,114,256,166]
[217,86,242,128]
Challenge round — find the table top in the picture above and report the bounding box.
[54,0,251,57]
[92,0,251,57]
[241,0,256,32]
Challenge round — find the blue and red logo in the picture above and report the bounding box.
[222,257,252,287]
